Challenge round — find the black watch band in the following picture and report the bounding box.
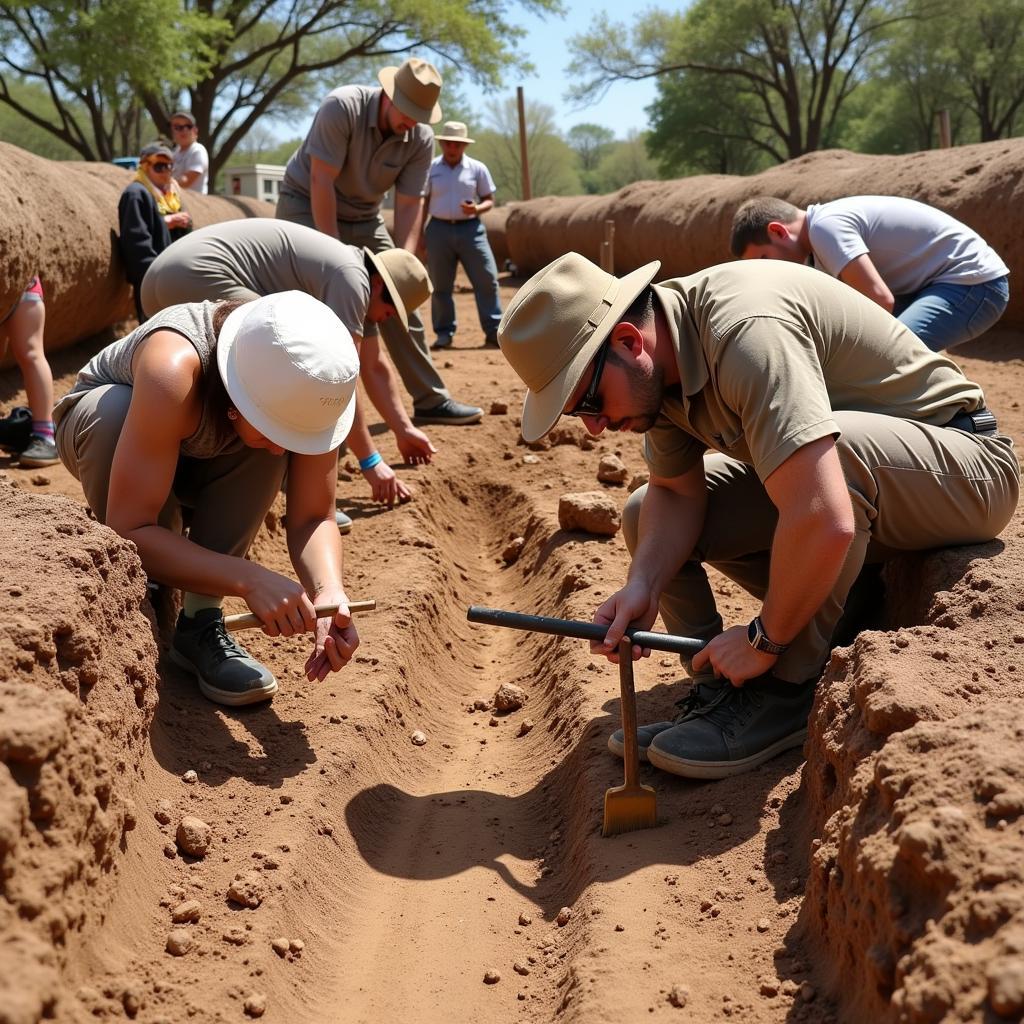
[747,615,788,656]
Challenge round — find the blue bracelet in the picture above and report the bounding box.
[359,451,383,471]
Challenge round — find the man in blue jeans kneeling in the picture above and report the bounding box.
[731,194,1010,352]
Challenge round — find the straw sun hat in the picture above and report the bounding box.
[363,249,432,333]
[377,58,443,124]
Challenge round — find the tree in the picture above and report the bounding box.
[567,122,614,171]
[584,131,659,193]
[567,0,912,162]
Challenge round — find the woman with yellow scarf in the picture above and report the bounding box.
[118,143,193,321]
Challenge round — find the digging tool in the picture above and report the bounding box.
[603,638,657,836]
[224,599,377,633]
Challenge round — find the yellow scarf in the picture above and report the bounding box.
[134,167,182,215]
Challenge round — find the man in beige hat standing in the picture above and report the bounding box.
[423,121,502,349]
[277,57,482,426]
[140,218,438,522]
[497,252,1019,781]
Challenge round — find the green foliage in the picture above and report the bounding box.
[581,132,659,193]
[567,123,615,171]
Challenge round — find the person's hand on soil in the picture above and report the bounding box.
[240,565,317,637]
[691,625,777,686]
[305,591,359,681]
[592,581,659,663]
[363,460,412,506]
[396,425,437,465]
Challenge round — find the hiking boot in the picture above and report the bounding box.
[647,674,817,780]
[169,608,278,706]
[413,398,483,425]
[18,434,59,467]
[0,407,32,454]
[431,333,453,351]
[335,509,353,534]
[608,677,725,762]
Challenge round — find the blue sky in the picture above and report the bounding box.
[496,0,660,138]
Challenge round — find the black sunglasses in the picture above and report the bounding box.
[171,123,193,131]
[566,340,610,417]
[151,161,173,172]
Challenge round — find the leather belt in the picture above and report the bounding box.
[431,216,477,224]
[944,407,998,435]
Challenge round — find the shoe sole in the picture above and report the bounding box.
[168,647,278,707]
[413,410,483,426]
[607,734,651,763]
[647,728,808,780]
[18,455,60,468]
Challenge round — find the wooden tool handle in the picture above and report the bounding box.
[223,599,377,633]
[618,638,641,789]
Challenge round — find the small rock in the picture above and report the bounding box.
[154,800,173,825]
[518,913,532,926]
[243,993,267,1018]
[668,984,689,1008]
[165,929,192,956]
[162,843,177,859]
[799,983,816,1002]
[627,472,649,493]
[556,906,572,926]
[289,939,304,954]
[222,927,247,945]
[182,770,198,784]
[557,492,621,536]
[988,957,1024,1017]
[517,719,535,737]
[760,980,779,998]
[30,473,50,486]
[596,453,629,485]
[227,871,265,909]
[410,730,428,746]
[513,961,530,976]
[495,683,527,712]
[473,698,490,711]
[170,899,202,924]
[483,969,501,985]
[717,813,733,826]
[614,924,625,932]
[122,987,143,1018]
[501,537,525,564]
[489,401,508,415]
[489,716,499,727]
[175,816,212,857]
[443,359,454,369]
[756,918,770,932]
[522,454,540,465]
[271,937,289,957]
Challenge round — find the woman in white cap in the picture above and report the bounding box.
[53,291,362,706]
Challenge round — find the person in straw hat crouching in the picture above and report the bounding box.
[497,252,1018,780]
[141,218,438,529]
[277,57,483,428]
[422,120,503,350]
[54,291,363,706]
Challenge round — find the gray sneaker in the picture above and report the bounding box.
[19,434,59,467]
[335,509,353,534]
[647,674,816,780]
[169,609,278,706]
[413,398,483,425]
[607,678,725,762]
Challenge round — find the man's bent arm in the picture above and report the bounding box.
[393,192,425,251]
[838,253,895,312]
[310,156,342,239]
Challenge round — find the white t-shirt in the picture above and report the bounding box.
[806,195,1008,295]
[172,141,209,194]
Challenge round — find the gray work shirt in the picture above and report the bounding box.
[282,85,433,222]
[806,195,1009,294]
[424,155,497,220]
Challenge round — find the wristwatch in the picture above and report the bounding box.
[747,616,788,656]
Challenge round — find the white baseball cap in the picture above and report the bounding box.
[216,291,360,455]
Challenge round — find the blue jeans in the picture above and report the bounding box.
[424,218,502,341]
[894,275,1009,352]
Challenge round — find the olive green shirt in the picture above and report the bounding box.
[644,261,986,481]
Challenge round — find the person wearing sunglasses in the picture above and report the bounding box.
[169,110,209,194]
[118,143,193,320]
[497,251,1018,783]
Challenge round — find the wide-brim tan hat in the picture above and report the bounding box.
[378,58,443,124]
[217,291,360,455]
[434,120,474,144]
[497,253,661,443]
[364,248,432,334]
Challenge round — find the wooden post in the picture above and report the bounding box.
[600,219,615,274]
[936,109,952,148]
[517,86,532,201]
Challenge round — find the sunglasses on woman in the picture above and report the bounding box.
[566,340,610,417]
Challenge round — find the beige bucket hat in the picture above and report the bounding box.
[497,252,661,442]
[364,248,432,333]
[377,58,443,124]
[216,291,360,455]
[434,121,474,144]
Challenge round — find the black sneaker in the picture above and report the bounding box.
[646,674,816,779]
[607,677,724,762]
[483,333,500,347]
[413,398,483,425]
[18,434,59,468]
[0,407,32,454]
[431,334,453,351]
[169,609,278,706]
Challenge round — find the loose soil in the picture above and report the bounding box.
[2,278,1023,1024]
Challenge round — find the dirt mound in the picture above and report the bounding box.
[0,482,157,1024]
[0,143,274,363]
[505,140,1024,328]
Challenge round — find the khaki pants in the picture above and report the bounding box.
[55,385,286,573]
[623,411,1020,682]
[275,190,448,410]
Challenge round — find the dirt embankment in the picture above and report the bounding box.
[503,140,1024,329]
[0,143,273,362]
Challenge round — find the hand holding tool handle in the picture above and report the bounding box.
[466,605,705,656]
[224,599,377,633]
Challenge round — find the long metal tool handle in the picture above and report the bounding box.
[466,605,705,656]
[224,599,377,633]
[618,638,641,788]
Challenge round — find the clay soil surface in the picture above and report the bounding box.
[2,277,1024,1024]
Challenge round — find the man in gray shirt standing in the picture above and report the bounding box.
[730,195,1010,351]
[277,57,482,425]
